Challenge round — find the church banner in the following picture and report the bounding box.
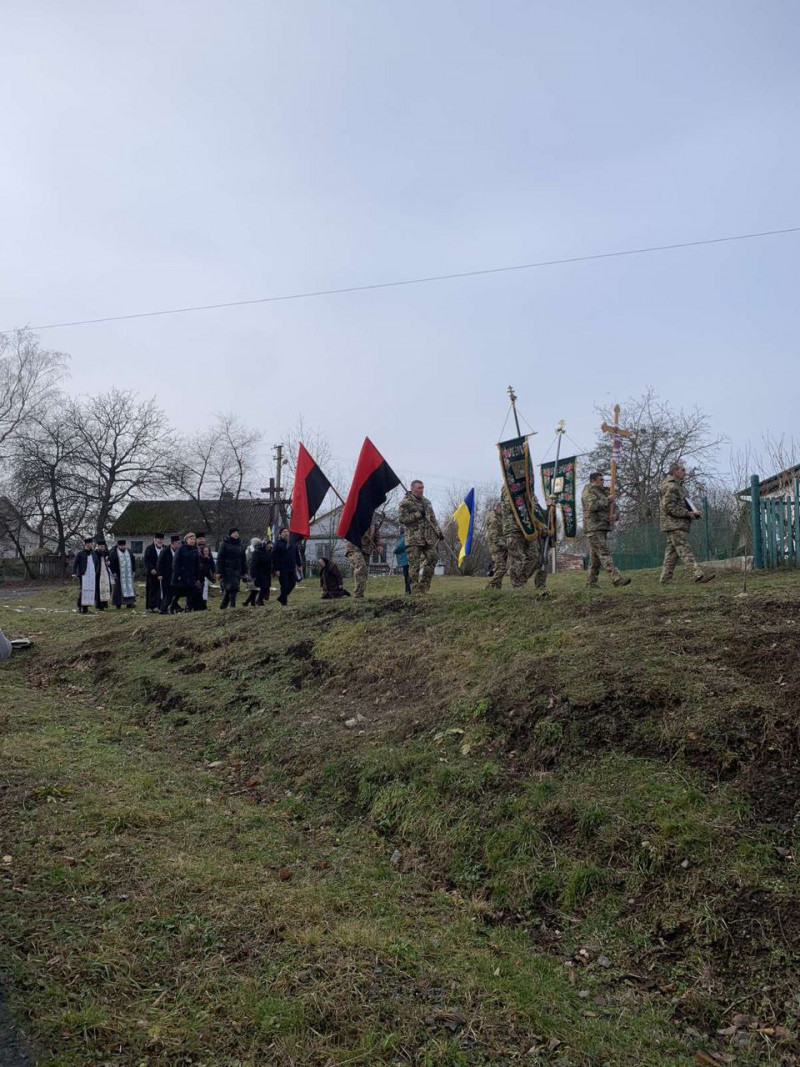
[540,455,577,539]
[498,436,552,540]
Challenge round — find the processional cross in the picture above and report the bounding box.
[600,404,631,520]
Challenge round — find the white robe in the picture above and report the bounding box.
[80,554,96,607]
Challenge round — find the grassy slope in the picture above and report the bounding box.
[0,571,798,1066]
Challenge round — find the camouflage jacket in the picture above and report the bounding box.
[581,483,611,534]
[398,493,442,547]
[659,476,694,533]
[501,490,545,538]
[486,510,506,552]
[345,523,381,557]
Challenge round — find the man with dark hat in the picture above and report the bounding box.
[72,536,96,613]
[158,535,181,614]
[215,526,247,609]
[143,534,164,612]
[109,538,137,609]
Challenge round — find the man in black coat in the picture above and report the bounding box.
[171,532,201,612]
[273,528,302,607]
[157,534,181,614]
[215,526,247,609]
[143,534,164,612]
[108,539,137,609]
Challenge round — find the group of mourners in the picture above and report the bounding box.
[72,526,303,614]
[70,465,714,615]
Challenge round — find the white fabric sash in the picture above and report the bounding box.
[118,551,134,599]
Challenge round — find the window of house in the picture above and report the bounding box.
[131,540,144,554]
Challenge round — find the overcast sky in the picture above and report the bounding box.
[1,1,798,505]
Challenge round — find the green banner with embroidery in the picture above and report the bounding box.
[498,436,552,540]
[540,455,577,538]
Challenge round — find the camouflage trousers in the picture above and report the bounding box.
[486,543,508,589]
[406,543,438,594]
[661,531,704,581]
[346,545,368,598]
[506,530,545,589]
[587,532,622,585]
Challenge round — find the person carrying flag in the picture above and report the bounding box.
[345,519,382,599]
[398,480,443,595]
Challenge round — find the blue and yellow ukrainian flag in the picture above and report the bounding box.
[453,488,475,567]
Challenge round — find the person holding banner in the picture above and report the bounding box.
[502,490,547,590]
[581,473,630,589]
[485,502,508,589]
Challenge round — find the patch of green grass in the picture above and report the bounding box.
[2,570,799,1065]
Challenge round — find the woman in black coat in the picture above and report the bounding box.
[319,557,350,599]
[246,539,273,606]
[171,533,201,613]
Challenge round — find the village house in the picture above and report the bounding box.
[306,505,403,572]
[111,499,276,556]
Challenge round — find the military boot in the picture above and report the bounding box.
[613,576,631,587]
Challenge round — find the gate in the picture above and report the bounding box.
[750,474,800,568]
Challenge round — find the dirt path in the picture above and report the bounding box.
[0,587,47,601]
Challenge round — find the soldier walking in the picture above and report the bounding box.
[398,480,443,594]
[485,501,508,589]
[580,472,630,588]
[345,520,382,599]
[659,461,715,584]
[502,491,547,590]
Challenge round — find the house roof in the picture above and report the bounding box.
[0,496,36,537]
[737,463,800,499]
[111,499,275,539]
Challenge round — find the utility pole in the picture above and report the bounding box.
[259,443,286,535]
[273,444,284,531]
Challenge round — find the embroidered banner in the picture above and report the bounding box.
[540,455,577,538]
[498,436,551,540]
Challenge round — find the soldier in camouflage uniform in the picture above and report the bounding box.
[398,480,443,594]
[345,520,382,599]
[580,472,630,588]
[659,461,714,584]
[502,490,546,589]
[485,501,508,589]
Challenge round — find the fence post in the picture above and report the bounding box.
[702,497,710,560]
[750,475,763,569]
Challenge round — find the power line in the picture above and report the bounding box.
[9,224,800,333]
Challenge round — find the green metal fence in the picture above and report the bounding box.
[751,475,800,569]
[610,498,746,571]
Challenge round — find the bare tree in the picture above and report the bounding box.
[0,329,68,457]
[11,410,90,558]
[69,389,174,537]
[586,389,724,528]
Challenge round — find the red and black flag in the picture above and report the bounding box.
[337,437,401,544]
[289,443,332,539]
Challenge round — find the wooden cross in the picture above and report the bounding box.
[600,404,631,518]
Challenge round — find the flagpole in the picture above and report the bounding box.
[546,420,566,573]
[508,385,523,437]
